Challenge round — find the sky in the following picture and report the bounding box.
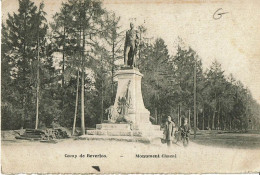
[2,0,260,103]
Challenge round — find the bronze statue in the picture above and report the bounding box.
[124,22,139,67]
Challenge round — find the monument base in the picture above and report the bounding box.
[80,123,163,143]
[80,68,164,143]
[79,135,154,143]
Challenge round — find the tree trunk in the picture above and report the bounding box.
[217,103,220,130]
[208,109,210,129]
[179,105,182,126]
[202,105,205,130]
[193,58,197,138]
[177,104,180,126]
[20,96,26,129]
[221,114,226,130]
[212,111,215,130]
[80,26,85,135]
[101,72,104,124]
[188,109,191,126]
[197,110,199,129]
[111,41,115,104]
[35,32,40,129]
[155,107,158,124]
[62,26,65,88]
[81,60,85,134]
[230,117,232,130]
[72,69,80,136]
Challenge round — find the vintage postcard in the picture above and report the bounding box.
[1,0,260,174]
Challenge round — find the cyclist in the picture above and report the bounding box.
[180,118,191,147]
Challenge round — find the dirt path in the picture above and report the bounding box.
[2,138,260,173]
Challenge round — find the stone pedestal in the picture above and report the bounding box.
[81,68,163,143]
[82,123,162,143]
[113,68,151,128]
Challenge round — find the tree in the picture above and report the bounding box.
[89,11,124,123]
[99,12,124,103]
[139,38,172,124]
[52,0,105,134]
[1,0,51,129]
[2,0,260,132]
[205,60,225,129]
[168,44,204,128]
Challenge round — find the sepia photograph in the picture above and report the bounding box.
[1,0,260,173]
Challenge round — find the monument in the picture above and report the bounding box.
[124,22,139,67]
[81,23,163,143]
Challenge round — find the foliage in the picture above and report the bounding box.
[2,0,260,131]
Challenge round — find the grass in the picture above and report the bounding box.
[190,131,260,149]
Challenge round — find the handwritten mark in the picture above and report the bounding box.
[92,166,100,172]
[213,8,229,20]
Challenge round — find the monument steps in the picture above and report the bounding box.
[78,134,162,144]
[95,123,161,131]
[86,129,163,137]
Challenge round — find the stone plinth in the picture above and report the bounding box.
[113,68,151,127]
[86,123,162,138]
[96,123,131,130]
[83,123,163,143]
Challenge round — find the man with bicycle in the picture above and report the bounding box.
[180,118,191,146]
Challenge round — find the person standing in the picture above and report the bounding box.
[164,116,176,147]
[180,118,191,146]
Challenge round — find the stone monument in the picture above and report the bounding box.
[112,68,152,130]
[81,23,163,143]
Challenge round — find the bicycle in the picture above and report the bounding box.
[181,130,190,147]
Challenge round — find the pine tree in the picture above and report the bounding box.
[90,11,124,123]
[139,38,172,124]
[53,0,105,134]
[2,0,49,129]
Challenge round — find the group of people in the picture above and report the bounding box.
[163,116,191,147]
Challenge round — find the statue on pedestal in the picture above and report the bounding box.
[124,22,139,67]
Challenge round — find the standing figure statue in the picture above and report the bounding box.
[124,22,139,67]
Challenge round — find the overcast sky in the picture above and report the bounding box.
[2,0,260,103]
